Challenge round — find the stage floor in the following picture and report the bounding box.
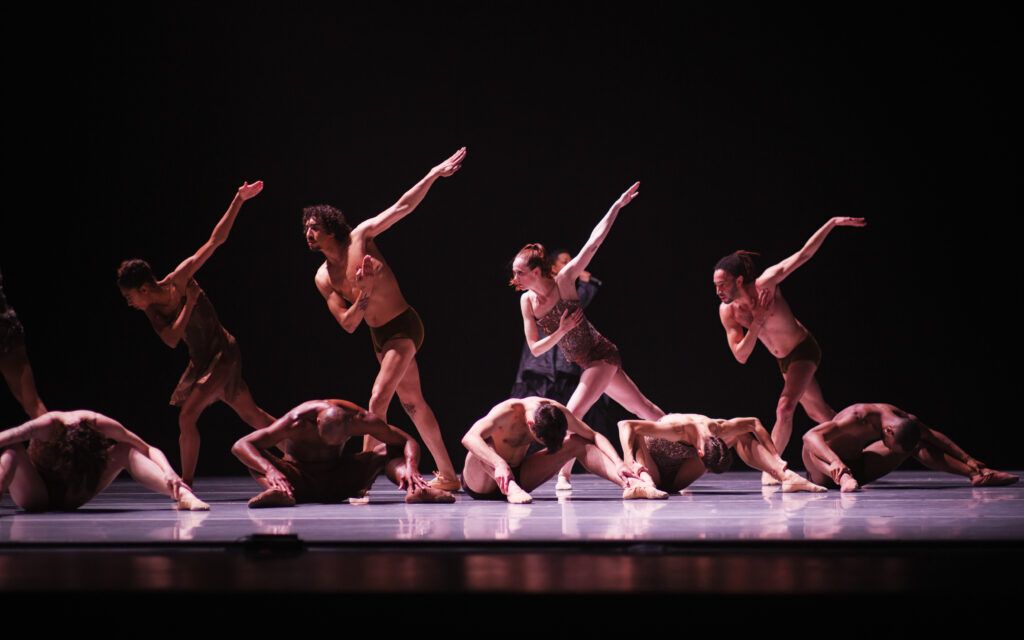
[2,471,1022,601]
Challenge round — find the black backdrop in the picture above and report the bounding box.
[2,3,1017,474]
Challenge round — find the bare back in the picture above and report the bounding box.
[817,403,892,459]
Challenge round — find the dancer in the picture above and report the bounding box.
[0,270,47,418]
[713,216,865,482]
[802,402,1018,492]
[510,182,664,490]
[461,396,667,503]
[232,399,454,506]
[0,410,209,511]
[117,181,275,486]
[618,414,825,493]
[302,148,465,491]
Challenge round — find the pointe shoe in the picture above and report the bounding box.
[247,488,297,508]
[428,471,461,492]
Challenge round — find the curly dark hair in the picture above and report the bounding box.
[116,259,157,290]
[34,421,115,496]
[701,436,734,474]
[891,418,923,453]
[303,205,353,239]
[714,251,760,283]
[532,403,568,453]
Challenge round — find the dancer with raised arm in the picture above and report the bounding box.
[232,399,454,507]
[0,269,47,418]
[802,403,1018,492]
[303,148,465,491]
[510,182,664,490]
[0,410,209,511]
[713,216,865,483]
[117,181,275,486]
[461,397,667,503]
[618,414,825,493]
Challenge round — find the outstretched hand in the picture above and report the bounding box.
[237,180,264,201]
[434,147,467,178]
[557,307,584,334]
[831,216,866,228]
[613,181,641,209]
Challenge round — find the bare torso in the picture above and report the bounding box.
[721,287,809,357]
[485,398,552,467]
[318,234,409,327]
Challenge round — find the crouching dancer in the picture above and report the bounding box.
[461,397,668,503]
[619,414,826,493]
[0,410,209,511]
[231,399,455,507]
[802,403,1019,492]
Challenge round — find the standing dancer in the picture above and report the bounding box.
[302,148,465,491]
[117,181,275,486]
[0,270,47,418]
[713,216,864,483]
[510,182,664,490]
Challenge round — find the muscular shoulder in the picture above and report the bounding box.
[314,262,338,294]
[718,302,738,324]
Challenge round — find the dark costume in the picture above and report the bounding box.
[262,449,386,503]
[369,305,425,353]
[150,286,249,406]
[0,270,26,355]
[645,436,700,491]
[776,331,823,374]
[534,288,621,369]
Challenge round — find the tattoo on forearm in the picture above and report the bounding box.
[357,295,370,311]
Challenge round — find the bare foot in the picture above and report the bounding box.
[555,475,572,491]
[971,469,1020,487]
[622,484,669,500]
[762,471,780,486]
[406,486,456,504]
[782,470,827,493]
[247,488,297,508]
[428,471,460,492]
[506,483,533,504]
[839,474,860,493]
[176,490,210,511]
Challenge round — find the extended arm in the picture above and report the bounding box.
[718,417,779,457]
[917,426,984,473]
[353,417,424,489]
[164,181,264,285]
[757,216,866,289]
[231,403,318,493]
[0,412,63,448]
[560,182,639,282]
[354,147,466,239]
[90,412,185,498]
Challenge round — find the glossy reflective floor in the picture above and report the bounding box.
[2,471,1022,603]
[3,471,1022,544]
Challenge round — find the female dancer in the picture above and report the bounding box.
[509,182,664,489]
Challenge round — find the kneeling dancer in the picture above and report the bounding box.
[461,397,668,503]
[232,399,455,507]
[1,410,209,511]
[618,413,825,493]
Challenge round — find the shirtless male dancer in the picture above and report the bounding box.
[714,216,865,483]
[461,396,668,503]
[118,181,275,486]
[1,269,47,418]
[303,148,466,491]
[232,399,454,506]
[802,402,1019,492]
[1,410,209,511]
[618,414,825,493]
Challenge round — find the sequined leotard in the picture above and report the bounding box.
[534,292,621,369]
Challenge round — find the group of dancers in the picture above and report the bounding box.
[1,147,1017,513]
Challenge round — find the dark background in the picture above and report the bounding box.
[2,3,1017,475]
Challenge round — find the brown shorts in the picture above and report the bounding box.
[369,306,425,353]
[264,449,386,503]
[776,332,823,374]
